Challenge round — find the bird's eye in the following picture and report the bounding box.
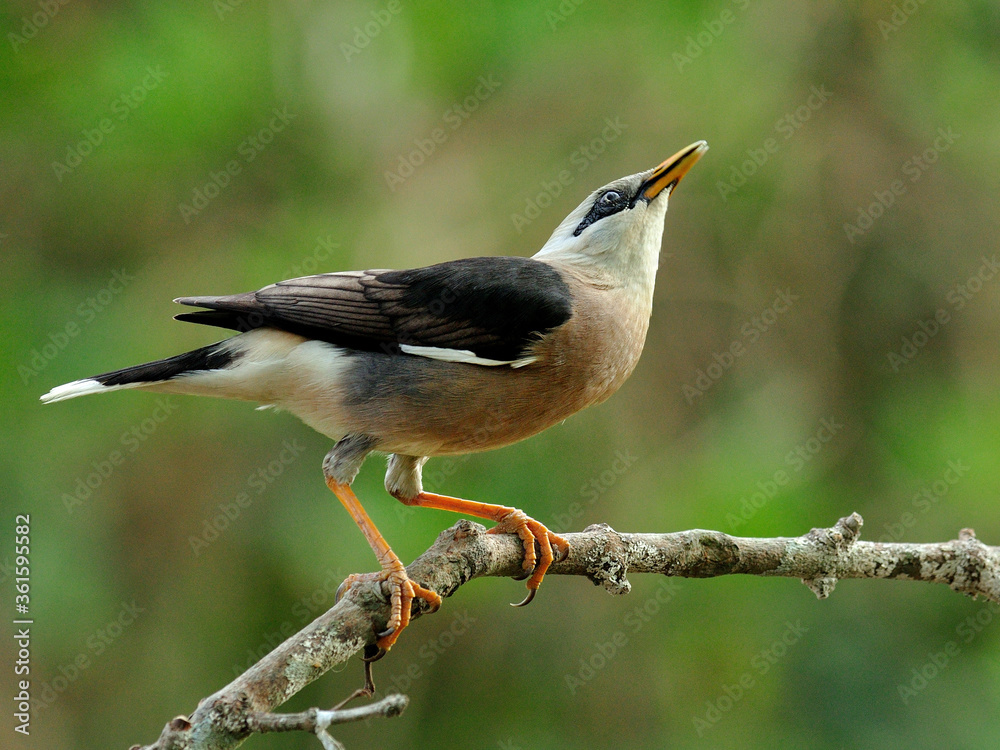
[572,188,628,236]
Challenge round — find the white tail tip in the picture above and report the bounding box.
[40,379,109,404]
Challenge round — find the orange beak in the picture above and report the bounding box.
[640,140,709,201]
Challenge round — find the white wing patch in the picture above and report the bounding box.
[399,344,537,368]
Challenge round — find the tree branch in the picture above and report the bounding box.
[132,513,1000,749]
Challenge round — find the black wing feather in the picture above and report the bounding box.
[174,257,572,362]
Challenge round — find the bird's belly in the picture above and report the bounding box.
[331,342,639,456]
[254,344,565,454]
[414,388,584,456]
[374,394,586,456]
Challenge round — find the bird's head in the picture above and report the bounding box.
[534,141,707,290]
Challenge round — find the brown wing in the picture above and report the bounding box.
[174,256,573,362]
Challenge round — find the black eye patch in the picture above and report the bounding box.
[572,189,632,236]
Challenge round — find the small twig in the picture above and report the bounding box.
[132,513,1000,750]
[246,694,408,750]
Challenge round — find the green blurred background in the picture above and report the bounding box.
[3,0,1000,748]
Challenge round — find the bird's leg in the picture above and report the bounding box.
[327,479,441,654]
[394,492,570,606]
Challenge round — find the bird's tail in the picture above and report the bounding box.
[40,341,238,404]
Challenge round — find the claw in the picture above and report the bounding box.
[511,588,536,608]
[336,579,350,603]
[492,509,569,607]
[372,564,443,653]
[362,645,388,663]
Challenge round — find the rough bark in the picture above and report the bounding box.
[132,513,1000,750]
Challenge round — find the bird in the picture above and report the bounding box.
[42,141,707,657]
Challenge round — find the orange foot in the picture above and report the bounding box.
[394,492,572,607]
[338,559,441,659]
[488,508,570,606]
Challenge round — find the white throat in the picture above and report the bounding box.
[533,193,670,306]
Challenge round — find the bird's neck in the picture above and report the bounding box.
[536,229,662,311]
